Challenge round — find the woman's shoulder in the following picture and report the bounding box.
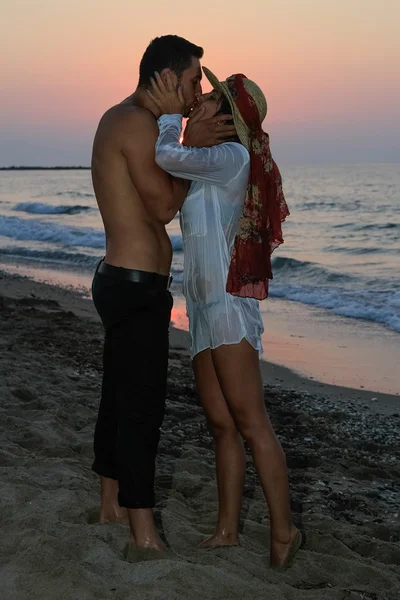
[221,141,250,163]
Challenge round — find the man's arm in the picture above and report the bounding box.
[121,109,188,224]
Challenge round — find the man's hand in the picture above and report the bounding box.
[183,108,237,148]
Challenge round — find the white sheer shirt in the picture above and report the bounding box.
[155,114,264,358]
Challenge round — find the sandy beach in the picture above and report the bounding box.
[1,269,399,600]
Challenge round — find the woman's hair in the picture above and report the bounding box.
[216,95,240,143]
[217,95,232,117]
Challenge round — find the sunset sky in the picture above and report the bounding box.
[1,0,399,166]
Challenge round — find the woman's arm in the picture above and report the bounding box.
[155,114,248,187]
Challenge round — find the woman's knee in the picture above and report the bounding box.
[234,413,273,446]
[208,419,239,442]
[239,422,286,462]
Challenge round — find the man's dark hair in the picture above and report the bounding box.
[139,35,203,88]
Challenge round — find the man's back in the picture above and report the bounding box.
[91,100,176,275]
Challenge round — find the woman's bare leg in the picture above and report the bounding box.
[211,339,298,566]
[193,349,246,547]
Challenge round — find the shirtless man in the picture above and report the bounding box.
[90,35,236,554]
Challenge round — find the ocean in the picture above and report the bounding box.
[1,166,399,393]
[1,165,399,333]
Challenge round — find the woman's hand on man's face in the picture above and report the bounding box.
[183,109,237,148]
[147,70,186,115]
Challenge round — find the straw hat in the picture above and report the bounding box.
[202,66,267,151]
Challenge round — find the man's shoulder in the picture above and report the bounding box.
[94,104,159,155]
[101,104,157,133]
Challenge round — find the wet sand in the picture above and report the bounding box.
[1,270,399,599]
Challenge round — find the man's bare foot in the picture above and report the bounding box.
[99,503,129,524]
[98,476,129,523]
[270,526,303,569]
[199,530,239,549]
[124,540,170,563]
[127,535,167,552]
[128,508,167,551]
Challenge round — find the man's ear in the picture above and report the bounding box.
[161,68,178,88]
[160,68,170,84]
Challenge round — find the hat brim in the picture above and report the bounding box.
[202,66,250,150]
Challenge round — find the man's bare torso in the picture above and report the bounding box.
[91,97,173,275]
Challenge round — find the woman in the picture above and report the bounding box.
[148,68,303,569]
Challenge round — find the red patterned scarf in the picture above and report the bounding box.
[226,74,289,300]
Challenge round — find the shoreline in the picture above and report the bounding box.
[1,263,399,408]
[2,161,399,398]
[1,268,398,414]
[1,268,400,598]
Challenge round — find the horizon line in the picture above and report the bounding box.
[0,166,91,170]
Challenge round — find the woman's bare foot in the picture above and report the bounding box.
[199,530,239,549]
[270,526,303,569]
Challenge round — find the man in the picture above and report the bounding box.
[91,34,236,554]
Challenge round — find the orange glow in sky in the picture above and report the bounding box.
[1,0,399,165]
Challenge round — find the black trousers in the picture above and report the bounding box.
[91,263,172,508]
